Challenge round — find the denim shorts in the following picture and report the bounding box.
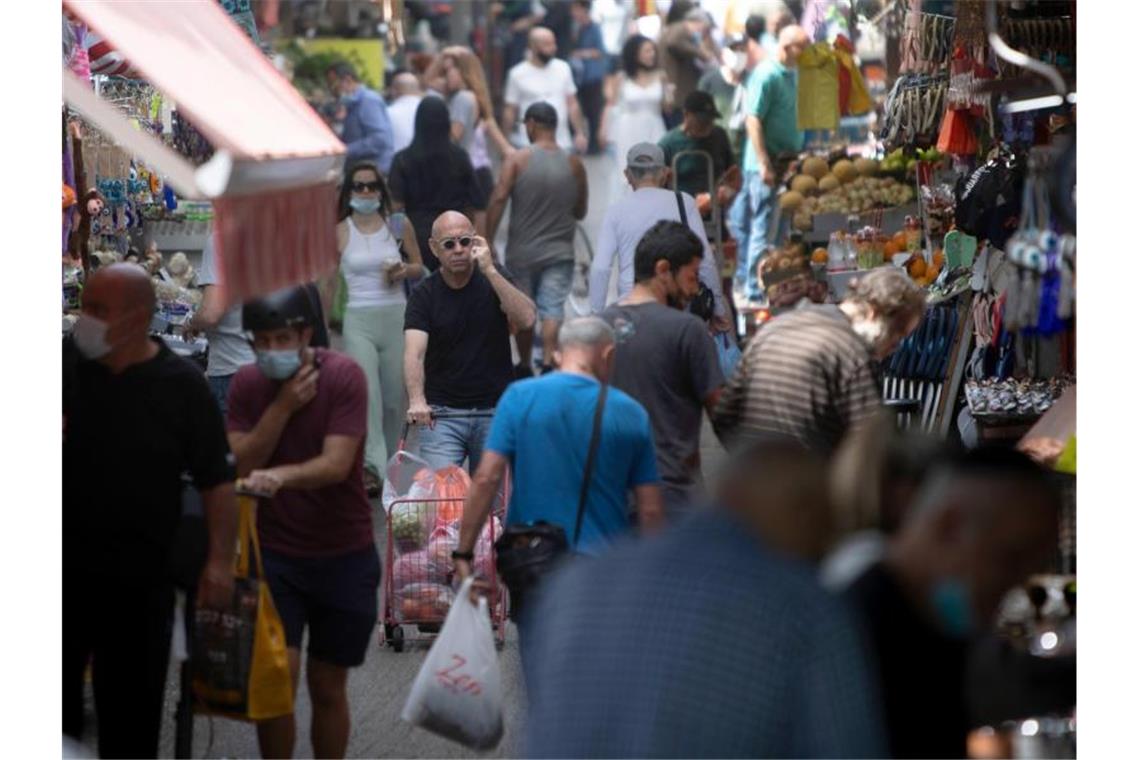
[513,260,575,321]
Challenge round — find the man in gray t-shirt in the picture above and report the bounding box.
[186,237,255,414]
[601,220,724,519]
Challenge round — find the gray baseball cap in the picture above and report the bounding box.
[626,142,666,170]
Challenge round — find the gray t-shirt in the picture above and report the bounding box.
[602,302,724,487]
[198,238,255,377]
[449,89,479,152]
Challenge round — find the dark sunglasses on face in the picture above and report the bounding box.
[352,181,382,193]
[438,236,473,250]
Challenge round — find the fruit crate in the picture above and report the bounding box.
[805,202,920,245]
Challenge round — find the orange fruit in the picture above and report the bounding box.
[932,249,945,269]
[892,231,908,249]
[811,247,829,264]
[884,240,900,257]
[906,256,927,278]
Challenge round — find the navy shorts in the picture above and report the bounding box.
[261,544,381,668]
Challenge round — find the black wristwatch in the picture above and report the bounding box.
[451,550,475,562]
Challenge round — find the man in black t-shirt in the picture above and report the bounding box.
[63,264,238,758]
[844,448,1061,759]
[404,211,537,471]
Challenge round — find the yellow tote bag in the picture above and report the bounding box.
[192,494,294,721]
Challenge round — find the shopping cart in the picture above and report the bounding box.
[381,410,509,652]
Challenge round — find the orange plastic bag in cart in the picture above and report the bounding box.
[192,495,293,721]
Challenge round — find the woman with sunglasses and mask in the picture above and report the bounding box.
[335,162,424,495]
[388,97,487,271]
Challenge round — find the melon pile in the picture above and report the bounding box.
[779,156,916,232]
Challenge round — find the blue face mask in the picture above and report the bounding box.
[930,578,975,639]
[256,349,302,381]
[349,197,381,214]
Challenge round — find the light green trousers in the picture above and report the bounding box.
[342,304,407,475]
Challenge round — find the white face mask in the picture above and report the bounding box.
[850,315,889,352]
[73,314,112,360]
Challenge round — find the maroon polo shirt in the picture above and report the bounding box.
[227,348,373,558]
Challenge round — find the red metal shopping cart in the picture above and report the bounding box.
[380,412,509,652]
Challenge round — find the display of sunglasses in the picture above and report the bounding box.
[352,181,382,193]
[438,236,473,250]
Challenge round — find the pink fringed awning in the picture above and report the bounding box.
[63,0,346,302]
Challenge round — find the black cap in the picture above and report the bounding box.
[242,285,315,332]
[683,90,718,119]
[523,101,559,128]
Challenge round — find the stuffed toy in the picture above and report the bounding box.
[70,188,105,273]
[165,252,197,289]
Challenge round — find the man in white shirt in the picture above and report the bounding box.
[386,72,424,154]
[590,143,728,325]
[502,26,590,153]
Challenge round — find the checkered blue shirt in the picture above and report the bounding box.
[523,510,888,758]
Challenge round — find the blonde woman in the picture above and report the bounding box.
[426,47,517,217]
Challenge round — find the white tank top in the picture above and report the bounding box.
[342,218,405,308]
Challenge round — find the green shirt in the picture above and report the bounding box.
[658,126,737,197]
[742,60,803,174]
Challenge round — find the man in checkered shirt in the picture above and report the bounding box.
[523,438,887,758]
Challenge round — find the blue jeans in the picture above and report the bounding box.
[207,374,234,418]
[728,171,775,301]
[416,405,496,473]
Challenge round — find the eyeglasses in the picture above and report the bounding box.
[351,181,382,193]
[436,236,473,250]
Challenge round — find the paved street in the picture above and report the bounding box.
[83,152,729,759]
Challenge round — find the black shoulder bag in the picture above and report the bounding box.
[494,383,609,621]
[675,190,716,322]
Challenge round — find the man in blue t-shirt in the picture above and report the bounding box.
[454,316,663,568]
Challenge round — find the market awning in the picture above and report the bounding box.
[63,0,346,302]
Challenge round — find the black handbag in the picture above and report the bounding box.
[674,189,716,321]
[494,383,608,621]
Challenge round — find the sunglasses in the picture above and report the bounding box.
[351,181,382,193]
[437,236,473,250]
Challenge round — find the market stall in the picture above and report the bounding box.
[756,2,1078,754]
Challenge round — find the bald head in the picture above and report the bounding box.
[391,72,421,97]
[431,210,475,240]
[777,25,810,66]
[79,263,156,364]
[529,26,557,63]
[715,438,835,560]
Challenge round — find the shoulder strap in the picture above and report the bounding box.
[675,189,688,227]
[573,382,609,548]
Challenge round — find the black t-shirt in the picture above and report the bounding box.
[63,339,235,580]
[388,145,487,271]
[844,562,972,759]
[404,268,514,409]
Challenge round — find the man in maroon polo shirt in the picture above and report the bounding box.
[225,285,376,760]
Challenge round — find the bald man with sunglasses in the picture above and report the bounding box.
[404,211,537,472]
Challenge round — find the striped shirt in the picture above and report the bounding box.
[713,304,881,453]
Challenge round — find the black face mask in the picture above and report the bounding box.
[535,51,554,64]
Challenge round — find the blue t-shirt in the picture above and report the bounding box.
[485,373,659,555]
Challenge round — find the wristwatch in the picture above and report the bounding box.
[451,550,475,562]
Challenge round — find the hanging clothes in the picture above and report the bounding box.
[796,42,840,131]
[833,35,871,116]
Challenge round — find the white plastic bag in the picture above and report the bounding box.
[400,577,504,750]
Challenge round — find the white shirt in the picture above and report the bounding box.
[590,187,727,317]
[504,58,577,150]
[342,218,405,308]
[387,94,423,154]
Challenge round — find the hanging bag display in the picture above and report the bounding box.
[192,494,293,722]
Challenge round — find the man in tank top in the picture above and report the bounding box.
[486,101,588,376]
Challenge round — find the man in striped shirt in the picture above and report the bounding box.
[713,267,925,453]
